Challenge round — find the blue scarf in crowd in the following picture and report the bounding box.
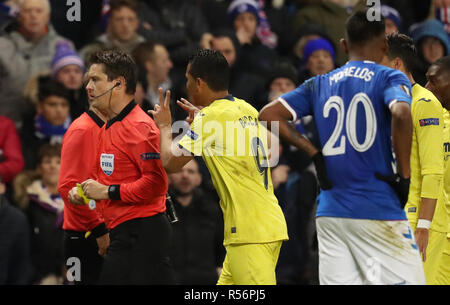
[34,114,71,142]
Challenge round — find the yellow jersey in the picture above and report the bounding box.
[405,84,445,232]
[178,95,288,246]
[442,108,450,236]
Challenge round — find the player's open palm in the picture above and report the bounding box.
[149,88,172,129]
[415,228,429,262]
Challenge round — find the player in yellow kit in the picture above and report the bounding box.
[150,49,288,285]
[382,33,446,284]
[424,57,450,284]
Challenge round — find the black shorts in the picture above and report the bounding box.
[63,230,104,285]
[99,213,175,285]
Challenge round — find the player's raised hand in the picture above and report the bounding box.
[149,88,172,129]
[177,98,200,125]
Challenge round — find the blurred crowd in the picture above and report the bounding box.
[0,0,448,285]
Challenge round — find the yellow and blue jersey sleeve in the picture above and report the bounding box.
[178,109,216,156]
[383,69,412,107]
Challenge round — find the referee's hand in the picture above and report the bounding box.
[81,179,109,200]
[68,187,85,205]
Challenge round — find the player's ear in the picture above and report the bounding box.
[340,38,348,55]
[394,57,402,70]
[381,37,388,56]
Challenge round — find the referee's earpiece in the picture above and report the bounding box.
[115,82,121,88]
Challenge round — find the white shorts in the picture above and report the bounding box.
[316,217,426,285]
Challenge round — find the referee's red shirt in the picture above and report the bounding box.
[96,101,168,229]
[58,111,106,232]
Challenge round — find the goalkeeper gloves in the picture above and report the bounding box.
[312,151,333,190]
[375,173,410,209]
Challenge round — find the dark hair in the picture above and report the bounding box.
[110,0,138,14]
[132,41,159,66]
[211,28,241,57]
[37,143,62,165]
[89,50,137,95]
[386,33,417,73]
[38,76,70,103]
[346,9,385,45]
[188,49,230,91]
[265,61,298,89]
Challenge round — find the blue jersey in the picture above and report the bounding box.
[279,61,412,220]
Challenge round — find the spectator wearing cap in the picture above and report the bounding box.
[298,38,336,84]
[0,0,74,127]
[51,41,88,120]
[411,18,450,84]
[227,0,277,77]
[381,4,402,34]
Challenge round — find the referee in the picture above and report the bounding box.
[79,50,174,284]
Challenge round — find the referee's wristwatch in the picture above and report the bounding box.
[108,184,121,200]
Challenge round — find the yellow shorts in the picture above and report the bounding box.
[433,236,450,285]
[423,229,447,284]
[217,241,282,285]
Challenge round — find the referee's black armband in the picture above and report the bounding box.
[91,223,108,238]
[108,184,121,200]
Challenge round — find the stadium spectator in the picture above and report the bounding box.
[381,5,402,34]
[80,0,145,66]
[51,41,88,121]
[13,143,64,285]
[411,19,450,85]
[0,0,74,127]
[20,76,71,170]
[136,0,211,68]
[227,0,277,76]
[0,115,25,185]
[298,38,336,84]
[132,41,174,111]
[255,61,298,112]
[0,177,32,285]
[168,159,225,285]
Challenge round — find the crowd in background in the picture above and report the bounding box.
[0,0,448,285]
